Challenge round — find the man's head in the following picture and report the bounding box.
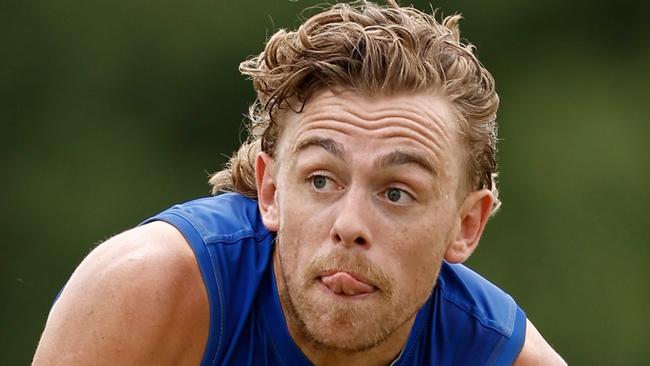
[210,0,500,357]
[210,0,500,207]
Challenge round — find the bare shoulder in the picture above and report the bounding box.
[33,221,209,366]
[513,318,568,366]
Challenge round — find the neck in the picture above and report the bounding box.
[272,251,415,366]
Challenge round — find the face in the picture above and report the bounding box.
[261,89,470,353]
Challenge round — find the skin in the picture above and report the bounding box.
[33,89,566,365]
[32,221,209,366]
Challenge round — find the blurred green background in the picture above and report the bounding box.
[2,0,648,364]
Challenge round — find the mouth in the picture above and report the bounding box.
[317,270,377,297]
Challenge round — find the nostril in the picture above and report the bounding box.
[354,236,366,245]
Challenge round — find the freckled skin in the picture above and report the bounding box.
[259,89,469,365]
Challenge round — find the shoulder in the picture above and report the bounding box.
[143,194,276,364]
[149,193,269,243]
[34,221,208,366]
[513,319,568,366]
[438,262,520,336]
[146,193,275,291]
[436,263,566,365]
[434,263,526,364]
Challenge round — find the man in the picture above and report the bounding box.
[33,1,566,365]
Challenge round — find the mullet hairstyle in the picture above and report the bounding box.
[209,0,502,213]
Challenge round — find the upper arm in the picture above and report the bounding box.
[513,318,567,366]
[33,221,209,366]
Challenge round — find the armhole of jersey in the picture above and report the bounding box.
[141,211,222,366]
[488,306,527,366]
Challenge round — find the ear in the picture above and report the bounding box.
[444,189,495,264]
[255,151,279,232]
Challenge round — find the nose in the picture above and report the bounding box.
[330,188,372,247]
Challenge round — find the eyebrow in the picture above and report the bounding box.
[293,136,437,177]
[375,150,438,177]
[293,137,348,161]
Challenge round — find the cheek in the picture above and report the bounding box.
[384,225,448,289]
[401,244,440,277]
[276,194,331,267]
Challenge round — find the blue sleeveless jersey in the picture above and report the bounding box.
[143,193,526,365]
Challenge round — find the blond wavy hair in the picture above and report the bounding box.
[209,0,501,211]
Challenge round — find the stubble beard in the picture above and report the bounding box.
[275,232,435,354]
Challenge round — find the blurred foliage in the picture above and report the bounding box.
[1,0,648,364]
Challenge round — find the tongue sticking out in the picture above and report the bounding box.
[320,272,375,296]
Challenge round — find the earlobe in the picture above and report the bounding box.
[255,152,279,232]
[444,190,494,264]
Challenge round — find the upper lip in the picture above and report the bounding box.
[317,269,376,288]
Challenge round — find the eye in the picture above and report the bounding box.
[308,174,337,191]
[312,175,328,189]
[384,187,414,204]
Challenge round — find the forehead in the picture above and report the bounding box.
[277,89,463,172]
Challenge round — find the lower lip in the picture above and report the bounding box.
[316,278,377,300]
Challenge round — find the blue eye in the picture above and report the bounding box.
[385,187,414,204]
[387,188,402,202]
[312,175,328,189]
[309,174,337,191]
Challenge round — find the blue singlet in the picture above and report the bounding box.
[142,193,526,365]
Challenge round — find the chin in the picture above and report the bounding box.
[290,284,401,353]
[304,314,393,353]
